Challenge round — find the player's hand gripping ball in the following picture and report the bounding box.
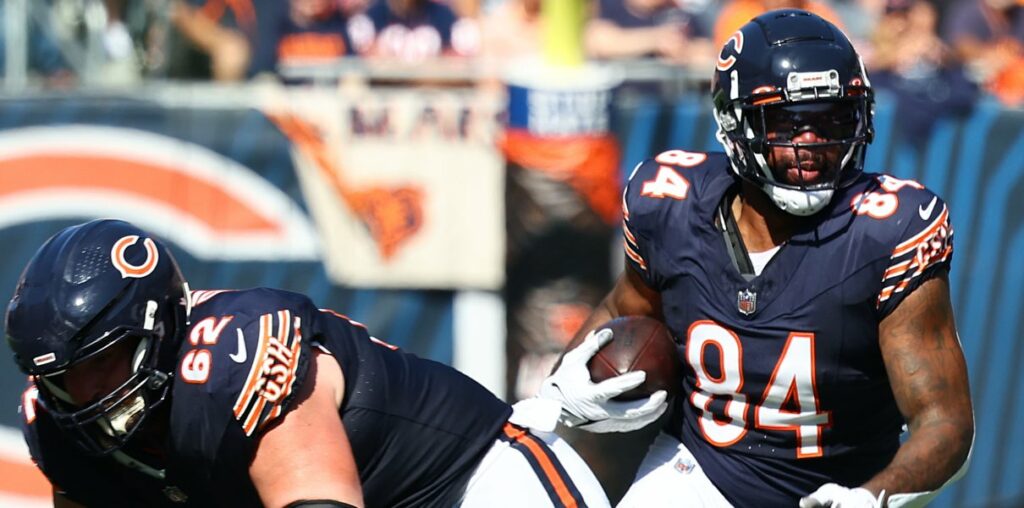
[586,316,681,401]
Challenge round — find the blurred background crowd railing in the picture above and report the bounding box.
[2,0,1024,507]
[3,0,1024,108]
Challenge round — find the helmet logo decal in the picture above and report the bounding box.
[111,235,160,279]
[717,31,744,72]
[32,352,56,366]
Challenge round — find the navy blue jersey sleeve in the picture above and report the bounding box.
[622,150,718,289]
[623,159,667,289]
[169,289,315,488]
[870,176,954,318]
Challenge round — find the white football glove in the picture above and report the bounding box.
[800,483,885,508]
[538,327,668,433]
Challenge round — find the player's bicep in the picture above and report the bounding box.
[565,267,663,352]
[878,273,973,438]
[610,263,662,319]
[249,351,362,508]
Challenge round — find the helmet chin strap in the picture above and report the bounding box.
[764,185,833,216]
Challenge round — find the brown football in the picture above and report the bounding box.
[586,316,681,401]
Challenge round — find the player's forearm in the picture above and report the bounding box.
[871,274,974,501]
[860,409,973,501]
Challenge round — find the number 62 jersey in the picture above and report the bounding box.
[622,151,954,506]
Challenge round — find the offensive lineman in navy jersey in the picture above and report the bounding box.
[538,9,974,508]
[5,219,610,508]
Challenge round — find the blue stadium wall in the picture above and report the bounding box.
[0,91,1022,506]
[0,95,456,416]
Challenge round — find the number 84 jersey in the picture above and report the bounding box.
[622,150,954,506]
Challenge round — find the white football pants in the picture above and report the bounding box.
[617,432,732,507]
[459,423,611,508]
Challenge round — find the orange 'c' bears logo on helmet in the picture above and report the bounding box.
[717,31,745,72]
[110,235,160,279]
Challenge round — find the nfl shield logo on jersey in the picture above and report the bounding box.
[737,289,757,315]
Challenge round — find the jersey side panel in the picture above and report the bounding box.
[313,309,512,507]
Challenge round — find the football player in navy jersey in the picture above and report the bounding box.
[538,9,974,508]
[5,219,611,508]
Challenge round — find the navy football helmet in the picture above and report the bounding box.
[712,9,874,216]
[5,219,189,455]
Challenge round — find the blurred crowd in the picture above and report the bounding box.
[1,0,1022,110]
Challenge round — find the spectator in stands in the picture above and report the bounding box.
[713,0,844,47]
[480,0,541,63]
[340,0,373,15]
[0,0,74,87]
[584,0,712,67]
[447,0,482,18]
[871,0,978,144]
[347,0,479,61]
[475,0,542,88]
[943,0,1024,105]
[249,0,356,78]
[829,0,884,61]
[165,0,254,81]
[100,0,138,81]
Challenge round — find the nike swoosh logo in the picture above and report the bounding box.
[230,329,247,363]
[919,197,937,220]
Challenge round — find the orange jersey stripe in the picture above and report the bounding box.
[263,318,304,429]
[623,224,638,247]
[883,259,913,279]
[277,309,292,347]
[892,207,948,256]
[503,424,578,508]
[319,308,368,329]
[878,274,917,305]
[243,396,268,436]
[878,285,895,303]
[249,310,294,431]
[233,313,273,417]
[624,240,647,270]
